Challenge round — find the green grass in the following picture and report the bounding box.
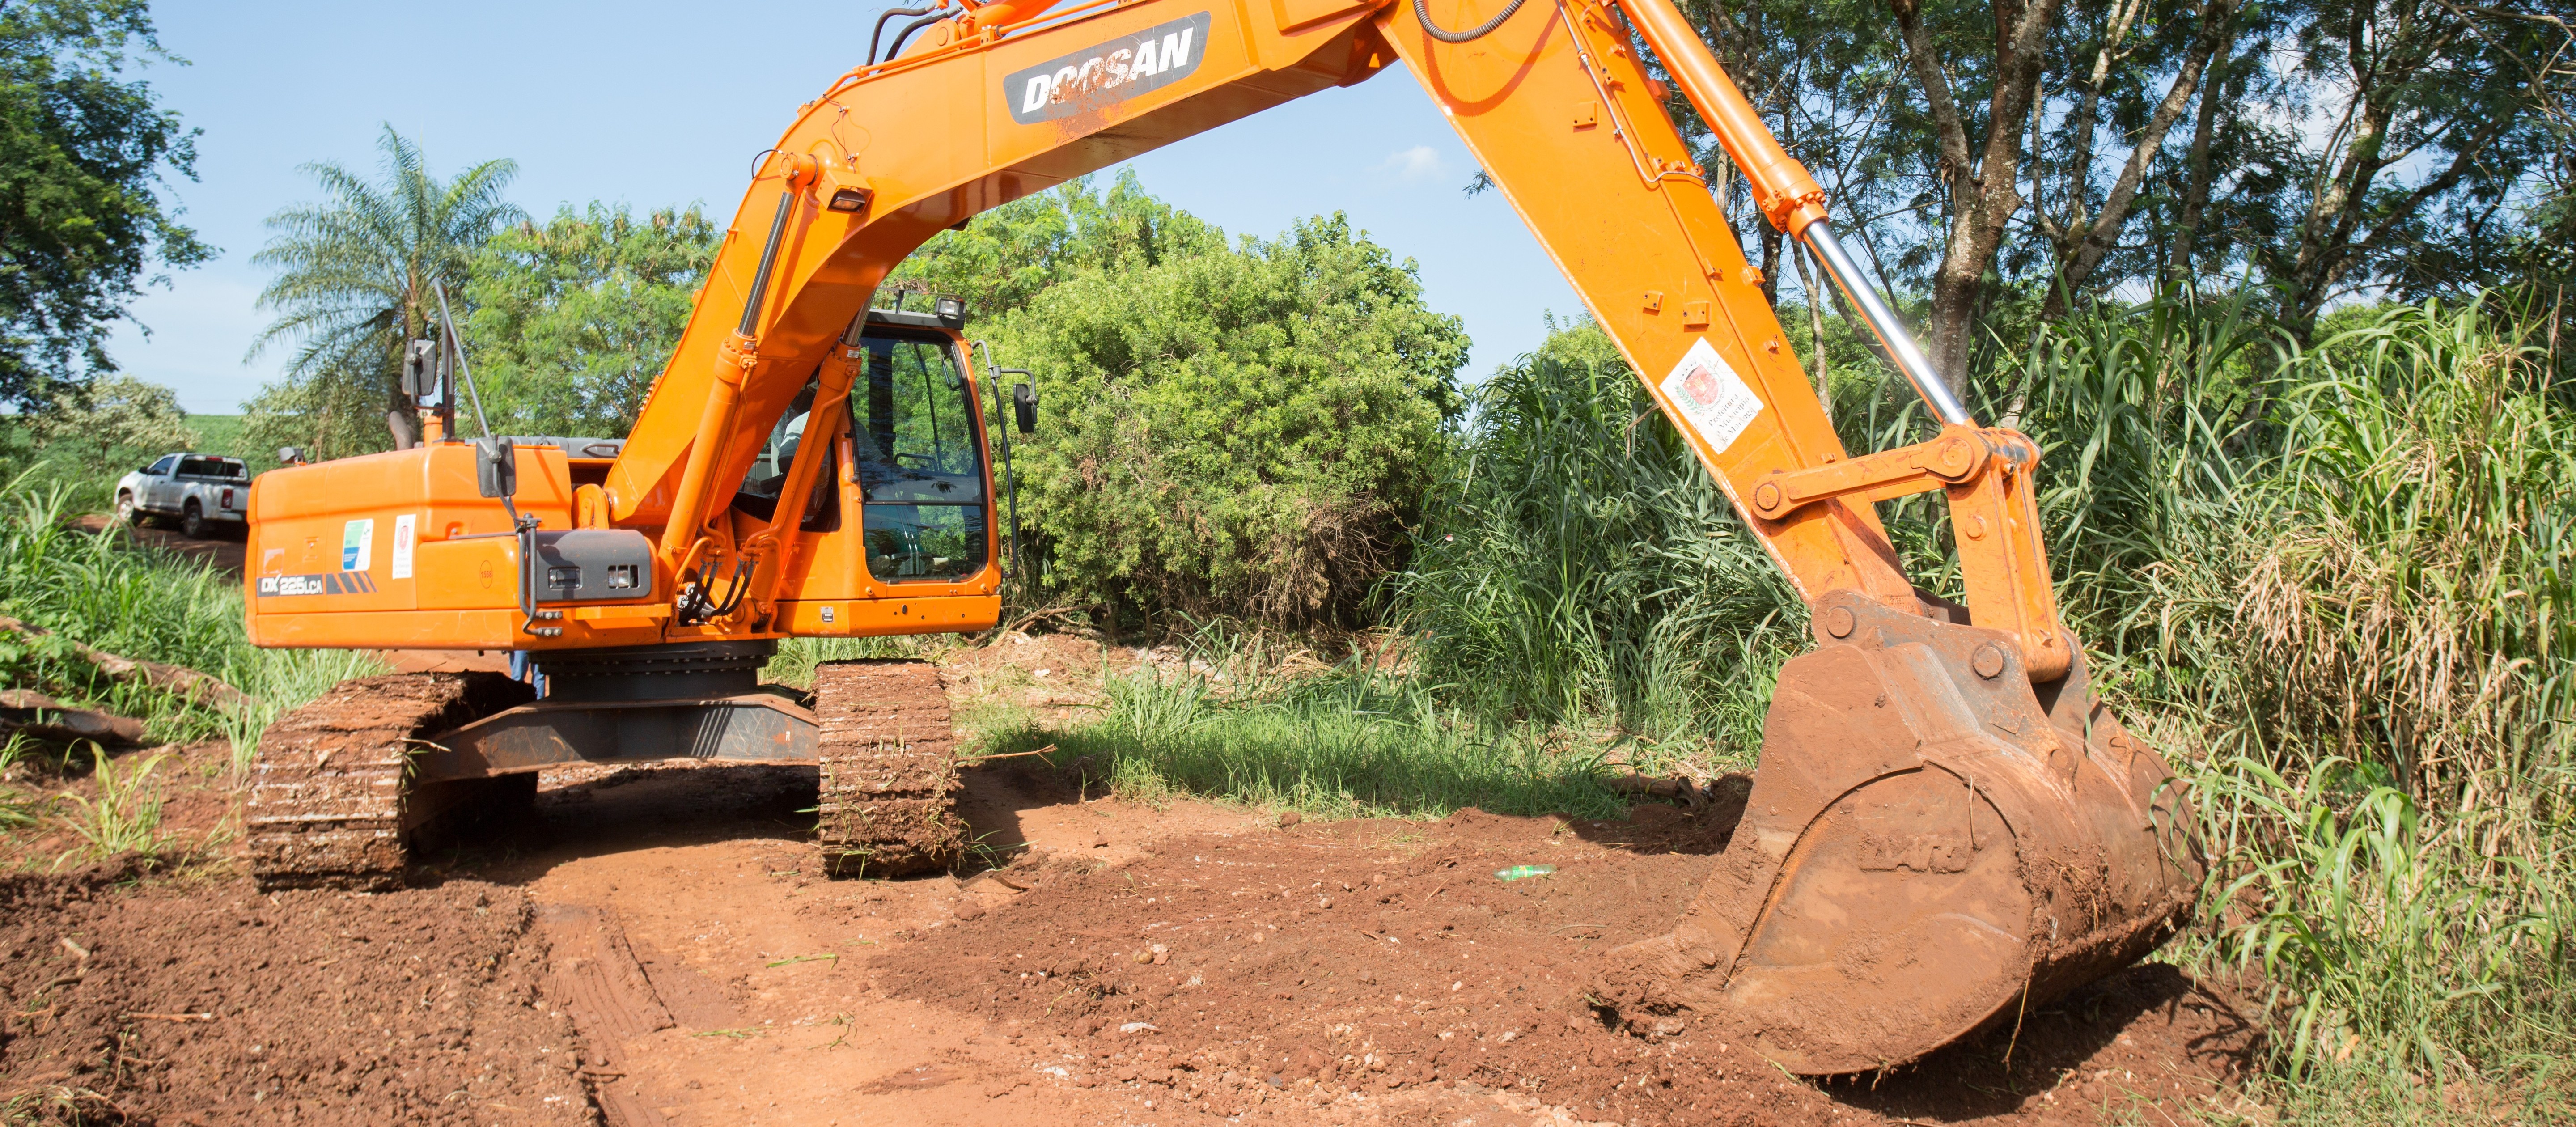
[0,470,387,762]
[761,634,926,691]
[54,744,170,863]
[981,631,1629,821]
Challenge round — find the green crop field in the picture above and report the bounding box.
[183,414,252,462]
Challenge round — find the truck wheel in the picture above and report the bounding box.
[181,500,205,538]
[116,491,141,526]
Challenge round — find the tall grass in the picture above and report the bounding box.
[0,469,386,768]
[1385,352,1803,758]
[2055,298,2576,1118]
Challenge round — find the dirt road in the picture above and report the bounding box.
[72,513,247,577]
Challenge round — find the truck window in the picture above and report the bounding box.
[848,333,987,582]
[147,455,178,476]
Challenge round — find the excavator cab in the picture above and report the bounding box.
[731,309,1000,587]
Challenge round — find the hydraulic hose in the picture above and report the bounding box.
[868,4,938,65]
[1413,0,1526,42]
[884,12,949,61]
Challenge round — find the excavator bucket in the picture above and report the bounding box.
[1598,590,2202,1074]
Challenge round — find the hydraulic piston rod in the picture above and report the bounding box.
[1799,220,1972,426]
[1615,0,1972,427]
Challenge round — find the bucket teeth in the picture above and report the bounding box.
[812,659,963,877]
[1597,592,2201,1074]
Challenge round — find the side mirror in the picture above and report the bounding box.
[401,339,435,398]
[475,436,518,499]
[1012,383,1038,436]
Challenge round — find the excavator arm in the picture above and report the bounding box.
[250,0,2199,1074]
[605,0,2080,672]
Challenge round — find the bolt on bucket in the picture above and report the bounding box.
[1595,591,2201,1075]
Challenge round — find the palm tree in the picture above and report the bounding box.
[250,126,520,451]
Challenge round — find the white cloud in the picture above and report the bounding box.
[1377,144,1446,184]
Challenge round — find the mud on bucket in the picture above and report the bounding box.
[1594,592,2200,1075]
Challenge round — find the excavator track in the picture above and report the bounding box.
[813,659,964,877]
[245,672,534,890]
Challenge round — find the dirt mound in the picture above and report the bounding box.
[0,865,590,1125]
[876,807,2258,1125]
[0,743,240,875]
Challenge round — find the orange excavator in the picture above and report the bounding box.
[241,0,2199,1073]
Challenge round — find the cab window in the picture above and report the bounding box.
[146,455,178,476]
[848,333,987,582]
[733,381,839,530]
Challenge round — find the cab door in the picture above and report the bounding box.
[847,329,992,585]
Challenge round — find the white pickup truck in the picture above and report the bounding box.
[115,453,251,538]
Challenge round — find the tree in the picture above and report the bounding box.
[462,203,720,436]
[2029,0,2241,319]
[2265,0,2576,342]
[1882,0,2066,387]
[989,211,1468,627]
[0,0,209,409]
[884,170,1225,318]
[244,127,518,458]
[21,372,193,468]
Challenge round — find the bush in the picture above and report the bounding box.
[989,212,1467,627]
[20,375,198,473]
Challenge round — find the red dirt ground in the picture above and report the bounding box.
[0,627,2268,1125]
[870,801,2261,1127]
[0,860,589,1126]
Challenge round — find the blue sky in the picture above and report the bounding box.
[107,0,1583,414]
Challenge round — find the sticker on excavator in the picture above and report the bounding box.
[258,571,377,597]
[1004,12,1210,124]
[391,514,416,580]
[1658,338,1763,453]
[341,518,373,572]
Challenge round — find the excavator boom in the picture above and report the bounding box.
[242,0,2198,1073]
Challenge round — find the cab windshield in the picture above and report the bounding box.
[849,332,988,582]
